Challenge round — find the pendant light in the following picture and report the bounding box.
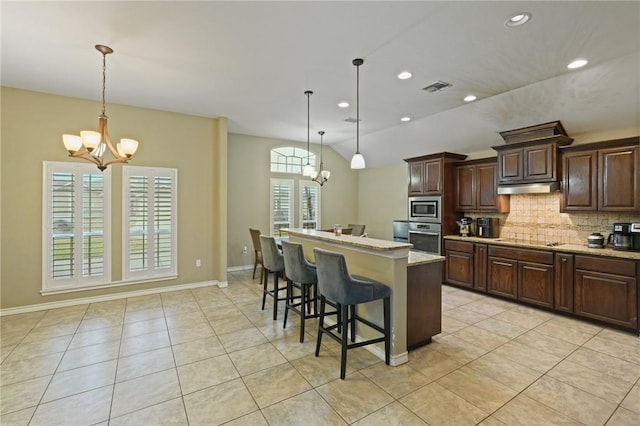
[302,90,315,177]
[350,58,366,169]
[311,131,330,186]
[62,45,139,171]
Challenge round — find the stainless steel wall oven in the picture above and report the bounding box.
[408,222,441,255]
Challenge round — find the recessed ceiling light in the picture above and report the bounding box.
[567,59,588,69]
[464,95,477,102]
[337,101,349,108]
[505,12,531,27]
[397,71,412,80]
[400,116,411,122]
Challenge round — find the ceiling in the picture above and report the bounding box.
[2,1,639,167]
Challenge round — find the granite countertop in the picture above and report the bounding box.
[285,228,413,252]
[444,235,640,261]
[408,250,446,266]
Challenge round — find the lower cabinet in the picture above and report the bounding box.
[407,261,442,350]
[444,239,639,330]
[574,255,638,329]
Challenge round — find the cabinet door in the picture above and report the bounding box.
[575,269,637,329]
[445,250,474,288]
[562,150,597,211]
[524,143,555,181]
[408,161,424,195]
[497,148,523,183]
[423,159,443,194]
[474,244,488,291]
[554,253,574,313]
[455,165,475,211]
[518,261,554,308]
[476,163,498,210]
[487,256,518,299]
[598,145,639,211]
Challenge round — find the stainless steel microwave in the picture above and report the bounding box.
[408,196,442,223]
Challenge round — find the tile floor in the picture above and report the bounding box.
[1,270,639,425]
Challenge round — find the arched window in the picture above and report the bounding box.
[270,147,315,174]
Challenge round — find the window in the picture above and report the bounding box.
[300,182,320,229]
[270,178,293,236]
[271,147,315,174]
[42,162,111,290]
[123,166,177,280]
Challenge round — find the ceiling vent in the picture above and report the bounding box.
[423,80,452,93]
[344,117,360,123]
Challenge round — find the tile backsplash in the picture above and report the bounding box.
[464,193,639,245]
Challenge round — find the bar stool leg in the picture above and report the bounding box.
[261,269,269,310]
[315,296,326,356]
[340,304,349,380]
[283,279,291,328]
[272,272,280,320]
[299,283,306,342]
[350,305,356,342]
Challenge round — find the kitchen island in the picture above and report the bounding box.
[286,228,444,365]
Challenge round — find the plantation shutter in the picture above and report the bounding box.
[300,183,320,229]
[270,179,293,236]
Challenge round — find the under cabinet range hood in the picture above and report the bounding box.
[493,121,573,195]
[497,181,560,195]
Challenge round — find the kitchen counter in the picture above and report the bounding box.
[286,228,413,253]
[408,250,446,266]
[444,235,640,260]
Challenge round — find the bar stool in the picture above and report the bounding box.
[259,235,287,320]
[281,240,318,342]
[313,248,391,379]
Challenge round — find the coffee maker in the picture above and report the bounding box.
[631,223,640,251]
[609,223,634,251]
[476,218,497,238]
[456,217,473,237]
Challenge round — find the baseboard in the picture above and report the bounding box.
[227,264,254,272]
[0,280,218,317]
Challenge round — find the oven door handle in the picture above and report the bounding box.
[409,231,440,236]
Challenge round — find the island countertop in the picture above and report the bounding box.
[284,228,413,252]
[408,250,446,266]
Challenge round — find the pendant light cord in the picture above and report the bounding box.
[356,62,359,154]
[101,51,107,116]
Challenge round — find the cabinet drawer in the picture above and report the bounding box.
[445,240,474,253]
[488,245,553,264]
[575,255,636,277]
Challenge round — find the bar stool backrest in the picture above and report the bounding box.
[313,248,351,303]
[281,241,316,284]
[260,235,284,272]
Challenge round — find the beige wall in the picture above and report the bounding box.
[357,163,408,240]
[226,133,359,268]
[1,87,225,309]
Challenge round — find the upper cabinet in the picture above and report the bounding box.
[561,137,639,212]
[454,158,509,212]
[493,121,573,185]
[405,152,466,196]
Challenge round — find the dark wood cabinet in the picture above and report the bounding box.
[518,261,554,308]
[554,253,574,312]
[487,256,518,299]
[493,136,571,185]
[407,261,443,350]
[405,152,467,196]
[599,144,639,212]
[561,150,597,211]
[487,245,554,303]
[474,244,488,291]
[444,240,474,288]
[574,255,637,329]
[561,138,639,212]
[454,159,509,212]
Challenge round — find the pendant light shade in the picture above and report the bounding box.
[311,131,330,186]
[351,58,365,169]
[302,90,315,177]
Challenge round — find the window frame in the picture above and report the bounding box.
[122,166,178,281]
[270,146,316,174]
[42,161,112,292]
[299,181,321,230]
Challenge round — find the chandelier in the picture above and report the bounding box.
[350,58,365,169]
[311,131,330,186]
[62,45,139,171]
[302,90,315,177]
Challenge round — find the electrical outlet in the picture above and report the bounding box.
[242,246,248,254]
[195,259,201,267]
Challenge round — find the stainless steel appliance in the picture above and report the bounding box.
[608,223,633,251]
[477,217,497,238]
[587,232,605,248]
[408,222,441,254]
[393,220,409,243]
[408,196,441,223]
[631,223,640,251]
[456,217,473,237]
